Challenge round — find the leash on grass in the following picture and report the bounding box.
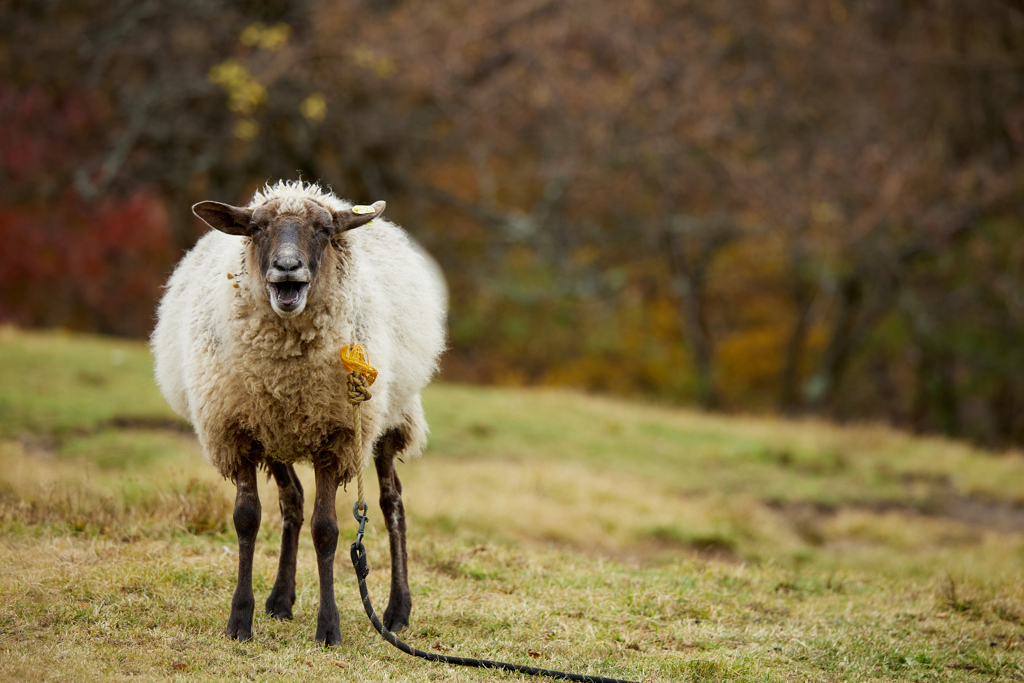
[350,503,641,683]
[340,346,642,683]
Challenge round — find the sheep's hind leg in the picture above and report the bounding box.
[374,431,411,633]
[311,461,342,646]
[226,458,261,641]
[266,462,303,620]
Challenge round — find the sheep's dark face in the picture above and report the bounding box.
[193,197,386,318]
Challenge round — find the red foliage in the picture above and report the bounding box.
[0,191,177,337]
[0,85,105,184]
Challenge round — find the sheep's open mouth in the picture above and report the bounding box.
[270,281,309,307]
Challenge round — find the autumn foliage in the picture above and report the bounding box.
[0,193,173,337]
[2,0,1024,446]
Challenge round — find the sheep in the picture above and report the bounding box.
[150,180,447,645]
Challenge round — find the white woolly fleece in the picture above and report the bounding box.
[150,181,448,481]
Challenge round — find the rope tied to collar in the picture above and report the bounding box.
[341,344,376,513]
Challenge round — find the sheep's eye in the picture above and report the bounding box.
[249,223,262,234]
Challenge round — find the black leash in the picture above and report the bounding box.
[349,503,643,683]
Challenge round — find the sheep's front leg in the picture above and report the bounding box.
[266,462,303,620]
[226,459,261,641]
[374,450,411,632]
[311,461,342,646]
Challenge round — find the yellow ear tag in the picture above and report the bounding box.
[340,344,377,386]
[351,205,376,215]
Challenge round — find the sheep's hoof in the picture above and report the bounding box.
[314,624,342,647]
[383,616,409,633]
[383,602,410,633]
[225,618,253,642]
[315,607,342,647]
[265,592,294,620]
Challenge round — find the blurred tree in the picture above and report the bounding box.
[2,0,1023,447]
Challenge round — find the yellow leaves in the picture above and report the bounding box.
[811,202,841,225]
[208,60,267,116]
[239,22,291,51]
[233,119,260,141]
[300,93,327,122]
[718,327,788,392]
[207,60,247,89]
[206,23,293,137]
[349,46,397,79]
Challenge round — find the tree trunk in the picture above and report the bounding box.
[804,275,864,410]
[675,273,720,410]
[662,219,733,411]
[779,247,817,415]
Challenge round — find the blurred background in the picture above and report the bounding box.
[3,0,1024,448]
[4,6,1024,676]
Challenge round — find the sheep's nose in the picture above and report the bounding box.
[273,252,303,272]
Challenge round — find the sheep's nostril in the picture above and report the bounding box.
[273,253,302,271]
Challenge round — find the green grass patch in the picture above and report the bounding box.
[0,326,181,437]
[0,327,1023,681]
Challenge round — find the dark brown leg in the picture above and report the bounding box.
[266,462,303,620]
[311,460,342,646]
[374,431,411,632]
[226,458,261,641]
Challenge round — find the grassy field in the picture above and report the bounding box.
[0,326,1022,681]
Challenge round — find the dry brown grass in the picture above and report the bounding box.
[1,327,1023,681]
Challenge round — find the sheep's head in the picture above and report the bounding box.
[192,197,385,318]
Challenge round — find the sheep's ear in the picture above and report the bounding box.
[333,200,385,232]
[193,201,254,236]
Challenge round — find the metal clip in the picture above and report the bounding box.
[353,501,368,546]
